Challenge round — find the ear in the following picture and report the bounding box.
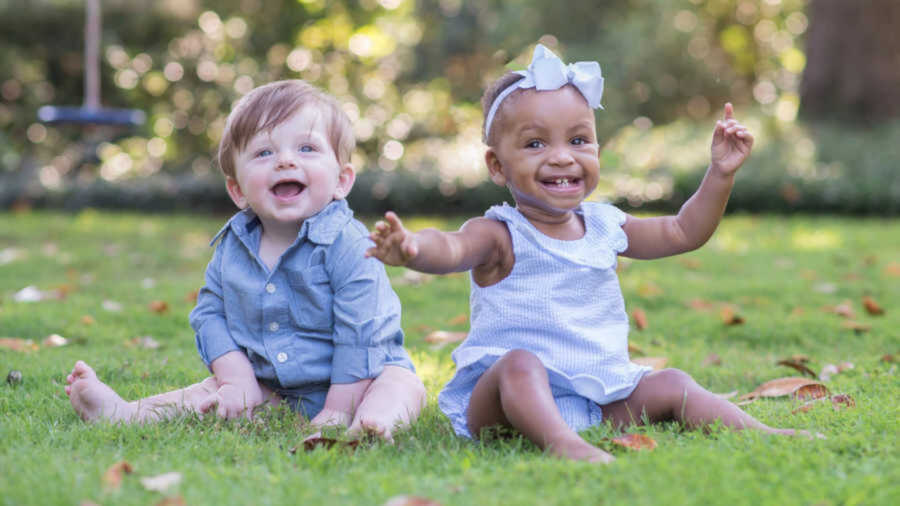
[225,176,248,209]
[332,163,356,200]
[485,148,507,186]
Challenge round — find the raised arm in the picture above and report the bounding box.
[366,212,510,276]
[622,103,754,259]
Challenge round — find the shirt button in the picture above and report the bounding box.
[276,352,288,363]
[269,322,279,332]
[266,283,276,294]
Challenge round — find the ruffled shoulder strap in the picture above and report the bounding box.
[581,201,629,254]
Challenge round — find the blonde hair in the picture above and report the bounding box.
[217,80,354,178]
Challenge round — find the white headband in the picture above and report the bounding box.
[484,44,605,142]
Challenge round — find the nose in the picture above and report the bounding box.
[548,145,575,166]
[275,151,296,170]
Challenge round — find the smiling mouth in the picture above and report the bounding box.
[271,180,306,198]
[541,177,582,189]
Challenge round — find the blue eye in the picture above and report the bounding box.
[255,149,272,158]
[299,145,315,153]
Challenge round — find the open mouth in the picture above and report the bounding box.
[271,180,306,198]
[540,176,582,190]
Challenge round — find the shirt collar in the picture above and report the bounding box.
[209,199,353,247]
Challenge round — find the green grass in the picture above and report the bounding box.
[1,210,898,506]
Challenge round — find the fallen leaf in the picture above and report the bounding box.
[702,353,722,367]
[154,497,186,506]
[81,315,96,325]
[0,338,39,352]
[102,461,133,490]
[841,320,870,333]
[788,307,806,317]
[424,330,467,345]
[298,437,360,452]
[609,433,657,451]
[447,313,468,325]
[140,472,182,493]
[637,282,662,298]
[632,357,668,370]
[862,296,884,316]
[688,298,715,311]
[383,496,443,506]
[792,393,856,414]
[885,262,900,277]
[678,258,702,270]
[720,306,745,325]
[628,342,645,356]
[129,336,161,350]
[148,300,169,314]
[631,309,648,330]
[824,300,855,319]
[819,362,854,381]
[6,370,23,385]
[102,300,123,312]
[776,358,817,378]
[739,377,830,401]
[882,354,896,363]
[42,334,68,347]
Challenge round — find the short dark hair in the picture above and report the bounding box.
[480,72,525,146]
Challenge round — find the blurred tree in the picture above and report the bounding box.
[801,0,900,122]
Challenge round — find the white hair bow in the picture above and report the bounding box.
[484,44,604,141]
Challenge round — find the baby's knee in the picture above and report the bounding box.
[497,349,547,383]
[651,368,698,395]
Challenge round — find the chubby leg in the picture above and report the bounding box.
[602,368,811,436]
[347,365,426,442]
[65,360,279,423]
[466,350,614,464]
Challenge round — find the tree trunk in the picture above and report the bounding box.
[800,0,900,122]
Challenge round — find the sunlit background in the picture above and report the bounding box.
[2,0,898,215]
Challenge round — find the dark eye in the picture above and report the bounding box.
[571,136,588,145]
[525,140,544,149]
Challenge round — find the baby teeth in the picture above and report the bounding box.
[555,178,570,187]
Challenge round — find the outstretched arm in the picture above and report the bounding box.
[366,212,508,275]
[622,103,754,259]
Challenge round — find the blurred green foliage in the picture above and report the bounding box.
[3,0,896,214]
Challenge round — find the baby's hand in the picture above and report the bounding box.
[365,211,419,266]
[198,382,260,420]
[710,103,754,176]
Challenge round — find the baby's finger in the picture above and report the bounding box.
[723,102,734,121]
[384,211,404,231]
[197,393,218,414]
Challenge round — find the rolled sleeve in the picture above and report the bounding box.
[328,236,405,384]
[189,242,241,368]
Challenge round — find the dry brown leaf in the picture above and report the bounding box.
[609,433,657,451]
[702,353,722,367]
[0,337,39,352]
[384,496,443,506]
[678,258,702,270]
[720,306,745,325]
[447,313,468,325]
[789,307,806,317]
[882,354,896,363]
[792,393,856,414]
[825,300,855,319]
[154,497,186,506]
[739,377,829,401]
[841,320,871,333]
[628,342,646,356]
[140,472,182,492]
[637,282,662,298]
[688,298,715,312]
[102,461,133,490]
[885,262,900,277]
[862,296,884,316]
[299,437,360,452]
[632,357,668,370]
[776,358,817,378]
[148,300,169,314]
[423,330,467,345]
[80,315,96,325]
[631,309,648,330]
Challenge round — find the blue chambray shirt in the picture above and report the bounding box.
[189,199,414,403]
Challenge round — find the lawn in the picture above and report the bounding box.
[1,209,898,506]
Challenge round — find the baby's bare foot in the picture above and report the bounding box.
[65,361,135,423]
[348,413,398,443]
[547,435,615,464]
